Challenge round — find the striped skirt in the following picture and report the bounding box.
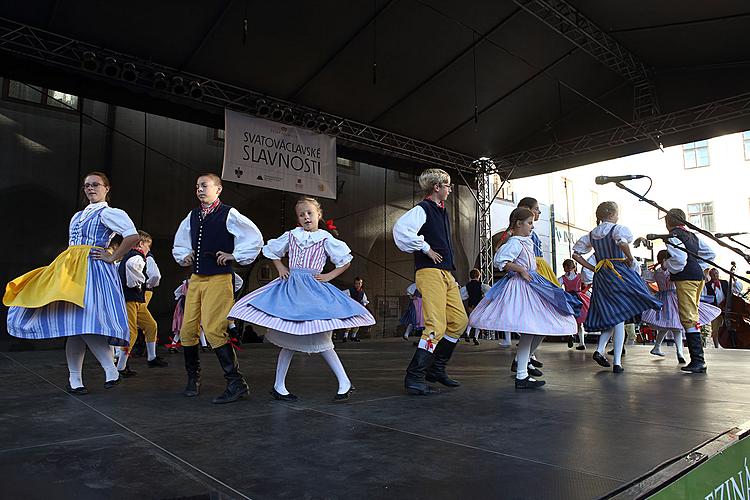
[584,262,662,332]
[7,258,130,346]
[641,289,720,331]
[399,297,424,328]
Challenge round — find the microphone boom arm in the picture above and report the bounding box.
[659,238,750,287]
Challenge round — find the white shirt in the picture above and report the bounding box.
[392,204,432,254]
[172,206,264,266]
[262,227,353,268]
[572,222,633,255]
[69,201,138,242]
[344,287,369,306]
[406,283,418,296]
[460,282,491,301]
[493,236,531,271]
[664,229,716,274]
[124,254,146,289]
[558,271,578,286]
[708,279,743,305]
[145,254,161,289]
[581,255,597,284]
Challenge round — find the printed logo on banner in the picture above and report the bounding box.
[221,109,337,199]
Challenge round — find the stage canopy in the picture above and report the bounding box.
[1,1,749,177]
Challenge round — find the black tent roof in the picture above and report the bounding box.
[2,1,749,176]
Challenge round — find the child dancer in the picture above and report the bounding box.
[469,208,580,389]
[461,268,491,345]
[173,173,263,404]
[116,230,168,377]
[4,171,139,393]
[228,197,374,402]
[342,276,369,342]
[663,209,717,372]
[572,202,662,373]
[400,283,424,340]
[558,259,589,350]
[642,250,721,363]
[393,168,468,394]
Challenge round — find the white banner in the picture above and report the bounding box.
[221,109,337,199]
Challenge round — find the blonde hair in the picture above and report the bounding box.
[419,168,450,195]
[295,196,323,219]
[595,201,618,225]
[137,230,152,244]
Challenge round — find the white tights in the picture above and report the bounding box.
[273,347,352,396]
[66,335,120,388]
[596,322,625,365]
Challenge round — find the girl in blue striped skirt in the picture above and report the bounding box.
[572,202,662,373]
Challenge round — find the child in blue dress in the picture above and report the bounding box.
[572,201,662,373]
[228,197,374,402]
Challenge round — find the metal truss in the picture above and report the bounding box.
[0,17,478,173]
[473,159,499,286]
[493,90,750,170]
[513,0,659,119]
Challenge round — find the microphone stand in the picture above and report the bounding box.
[654,237,750,287]
[612,180,750,265]
[727,235,750,252]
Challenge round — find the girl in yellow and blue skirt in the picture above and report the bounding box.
[3,172,139,394]
[572,202,662,373]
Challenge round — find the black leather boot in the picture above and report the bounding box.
[183,345,201,397]
[212,343,250,404]
[426,338,460,387]
[681,332,707,373]
[404,347,438,395]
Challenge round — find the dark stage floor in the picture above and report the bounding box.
[1,338,748,500]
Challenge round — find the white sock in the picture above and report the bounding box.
[320,348,351,394]
[116,347,129,370]
[515,334,534,380]
[612,323,625,366]
[653,330,667,351]
[82,335,120,382]
[530,335,544,356]
[504,331,511,343]
[674,330,685,358]
[443,335,459,344]
[66,336,86,388]
[199,331,207,347]
[404,324,414,339]
[274,348,295,395]
[578,327,585,346]
[146,342,157,361]
[597,329,613,354]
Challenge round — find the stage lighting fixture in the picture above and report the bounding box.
[189,81,203,99]
[293,113,305,127]
[316,117,329,134]
[303,113,317,128]
[103,57,120,78]
[328,120,342,136]
[172,76,186,95]
[81,51,98,72]
[153,72,168,90]
[270,105,284,121]
[256,99,270,117]
[121,63,137,82]
[282,107,295,124]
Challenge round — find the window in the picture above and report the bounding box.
[214,128,225,141]
[491,174,514,202]
[687,202,715,231]
[683,140,709,169]
[743,131,750,161]
[3,79,80,111]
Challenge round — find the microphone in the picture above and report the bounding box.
[646,233,672,240]
[595,175,646,185]
[715,232,748,238]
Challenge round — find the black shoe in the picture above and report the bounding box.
[66,384,89,395]
[568,338,574,348]
[681,364,707,373]
[104,375,121,389]
[118,366,137,378]
[593,351,611,367]
[168,347,179,354]
[473,338,480,346]
[682,332,707,373]
[270,388,298,401]
[334,388,353,402]
[677,356,686,364]
[425,338,461,387]
[147,356,168,368]
[405,346,439,395]
[200,345,211,353]
[529,358,543,368]
[463,336,470,343]
[613,365,624,373]
[352,338,361,343]
[515,376,546,389]
[528,366,543,377]
[212,344,249,404]
[183,345,201,397]
[576,345,586,350]
[511,359,518,372]
[342,337,348,343]
[607,347,627,356]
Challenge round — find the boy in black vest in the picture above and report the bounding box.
[173,174,263,403]
[116,231,167,376]
[393,168,468,395]
[461,268,489,345]
[343,277,368,342]
[664,209,716,373]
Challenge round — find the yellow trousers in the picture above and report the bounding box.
[674,280,703,331]
[126,300,158,349]
[180,274,233,348]
[416,268,468,342]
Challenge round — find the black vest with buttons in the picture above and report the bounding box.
[669,227,704,281]
[190,203,234,276]
[118,249,148,303]
[348,286,365,305]
[466,280,483,307]
[414,199,455,271]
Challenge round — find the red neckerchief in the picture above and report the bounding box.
[132,247,147,256]
[423,196,445,209]
[712,280,721,289]
[200,198,221,218]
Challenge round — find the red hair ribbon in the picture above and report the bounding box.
[326,219,337,231]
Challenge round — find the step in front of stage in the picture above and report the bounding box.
[1,340,748,499]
